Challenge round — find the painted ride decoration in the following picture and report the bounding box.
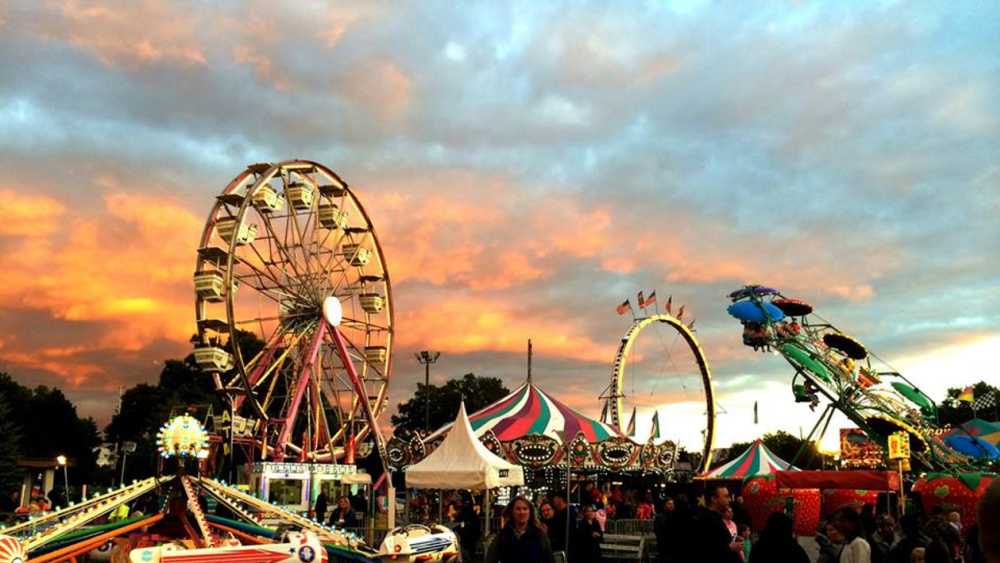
[725,285,981,471]
[378,524,459,563]
[820,488,880,517]
[742,476,821,537]
[911,473,997,530]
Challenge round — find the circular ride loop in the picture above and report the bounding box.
[726,285,976,471]
[193,160,392,463]
[600,309,716,474]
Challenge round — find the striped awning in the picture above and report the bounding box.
[701,439,797,479]
[425,382,621,444]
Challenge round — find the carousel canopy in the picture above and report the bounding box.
[701,440,798,479]
[425,382,621,444]
[406,402,524,490]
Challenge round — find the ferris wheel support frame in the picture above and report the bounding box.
[604,313,716,473]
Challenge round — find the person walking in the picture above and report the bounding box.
[454,494,483,563]
[314,491,329,524]
[834,507,872,563]
[572,505,603,563]
[748,512,809,563]
[485,497,555,563]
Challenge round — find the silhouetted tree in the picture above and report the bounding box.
[0,372,101,490]
[391,373,509,433]
[937,381,999,425]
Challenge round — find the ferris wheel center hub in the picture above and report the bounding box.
[322,296,343,326]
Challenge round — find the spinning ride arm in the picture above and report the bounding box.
[726,285,973,471]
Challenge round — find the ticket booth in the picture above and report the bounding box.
[252,462,366,515]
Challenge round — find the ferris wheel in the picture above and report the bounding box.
[192,160,392,463]
[601,305,715,473]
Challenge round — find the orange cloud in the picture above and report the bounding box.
[0,190,67,237]
[394,295,613,363]
[32,0,207,67]
[341,59,413,124]
[0,190,201,356]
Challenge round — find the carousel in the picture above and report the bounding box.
[0,414,457,563]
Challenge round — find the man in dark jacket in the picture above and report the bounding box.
[548,493,570,554]
[696,485,742,563]
[653,497,675,563]
[454,495,482,563]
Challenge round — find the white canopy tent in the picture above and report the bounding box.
[405,402,524,529]
[406,402,524,489]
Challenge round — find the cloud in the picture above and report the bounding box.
[27,0,208,68]
[0,2,997,443]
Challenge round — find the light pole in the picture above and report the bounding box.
[414,351,441,432]
[56,455,69,504]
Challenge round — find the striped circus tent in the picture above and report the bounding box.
[701,439,798,479]
[426,382,621,444]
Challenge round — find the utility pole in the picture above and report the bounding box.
[415,351,441,432]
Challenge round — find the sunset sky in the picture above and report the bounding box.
[1,2,997,453]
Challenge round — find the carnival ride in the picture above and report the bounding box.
[725,285,981,471]
[599,304,715,473]
[192,160,392,464]
[0,415,456,563]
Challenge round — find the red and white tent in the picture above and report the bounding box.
[701,439,797,479]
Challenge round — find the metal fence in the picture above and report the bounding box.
[605,519,654,535]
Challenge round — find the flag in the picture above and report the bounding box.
[959,386,975,404]
[616,300,631,315]
[637,291,645,309]
[666,295,673,315]
[643,291,657,308]
[687,318,696,331]
[626,407,637,437]
[650,411,661,440]
[753,401,758,424]
[677,305,686,319]
[973,390,997,410]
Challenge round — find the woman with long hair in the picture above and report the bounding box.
[485,496,555,563]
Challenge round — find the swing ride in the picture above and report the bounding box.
[725,284,982,470]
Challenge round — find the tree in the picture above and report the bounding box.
[105,329,262,479]
[760,430,822,470]
[937,380,1000,426]
[0,372,101,489]
[391,373,510,433]
[0,394,23,499]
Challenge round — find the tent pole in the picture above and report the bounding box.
[485,488,491,537]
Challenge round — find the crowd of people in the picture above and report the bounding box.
[445,478,1000,563]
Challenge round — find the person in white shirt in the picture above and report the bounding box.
[833,508,871,563]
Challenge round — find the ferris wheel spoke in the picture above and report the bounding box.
[257,208,307,284]
[242,239,293,291]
